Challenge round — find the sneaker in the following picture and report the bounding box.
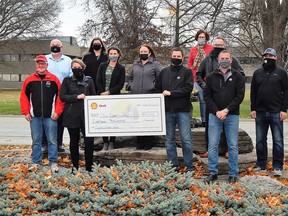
[204,174,218,183]
[273,169,282,177]
[253,166,266,172]
[28,163,40,172]
[51,163,59,173]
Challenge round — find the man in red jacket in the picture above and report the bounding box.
[20,55,64,172]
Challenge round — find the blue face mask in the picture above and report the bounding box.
[109,55,118,62]
[219,59,231,68]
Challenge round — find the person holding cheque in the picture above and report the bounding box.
[96,46,126,151]
[60,59,96,172]
[155,47,194,173]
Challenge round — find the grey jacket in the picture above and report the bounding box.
[127,57,161,94]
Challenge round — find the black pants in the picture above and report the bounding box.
[136,136,154,149]
[205,110,228,153]
[68,125,94,171]
[42,114,64,148]
[102,137,116,143]
[57,114,64,148]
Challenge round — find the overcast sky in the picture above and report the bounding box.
[58,0,86,37]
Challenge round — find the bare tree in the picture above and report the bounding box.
[217,0,288,65]
[81,0,168,61]
[0,0,61,40]
[160,0,225,47]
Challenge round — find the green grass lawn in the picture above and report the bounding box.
[192,90,250,118]
[0,90,21,115]
[0,90,251,117]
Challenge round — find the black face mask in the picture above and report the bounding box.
[51,46,61,53]
[92,44,102,51]
[72,68,83,79]
[171,58,182,66]
[263,58,276,70]
[212,47,225,58]
[139,53,149,61]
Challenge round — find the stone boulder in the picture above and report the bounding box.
[95,128,254,156]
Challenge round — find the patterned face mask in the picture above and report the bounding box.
[109,55,118,62]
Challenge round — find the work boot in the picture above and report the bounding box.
[200,151,208,158]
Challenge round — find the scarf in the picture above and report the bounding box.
[192,45,206,71]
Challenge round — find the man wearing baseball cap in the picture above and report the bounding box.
[20,55,64,172]
[250,48,288,177]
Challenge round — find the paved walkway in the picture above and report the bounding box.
[0,115,70,145]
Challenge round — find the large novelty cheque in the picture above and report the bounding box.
[84,94,166,137]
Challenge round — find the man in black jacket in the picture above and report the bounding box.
[196,37,245,158]
[250,48,288,177]
[155,47,194,172]
[204,50,245,183]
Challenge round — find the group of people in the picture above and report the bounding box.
[188,30,287,183]
[20,31,288,182]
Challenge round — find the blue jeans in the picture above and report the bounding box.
[208,114,239,176]
[195,82,206,123]
[165,112,193,171]
[30,117,58,164]
[255,112,284,170]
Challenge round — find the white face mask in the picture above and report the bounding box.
[198,38,206,46]
[37,68,46,73]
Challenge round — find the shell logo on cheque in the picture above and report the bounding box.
[90,102,98,109]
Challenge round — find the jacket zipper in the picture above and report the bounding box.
[41,79,44,118]
[67,104,72,113]
[141,64,144,93]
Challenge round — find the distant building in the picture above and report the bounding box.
[0,36,87,89]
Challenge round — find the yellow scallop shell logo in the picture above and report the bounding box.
[91,102,98,109]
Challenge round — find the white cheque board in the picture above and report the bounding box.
[84,94,166,137]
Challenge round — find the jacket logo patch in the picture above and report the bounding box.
[46,81,51,87]
[177,76,180,79]
[229,78,232,81]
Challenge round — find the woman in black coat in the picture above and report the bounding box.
[82,37,108,93]
[96,46,126,151]
[60,59,96,172]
